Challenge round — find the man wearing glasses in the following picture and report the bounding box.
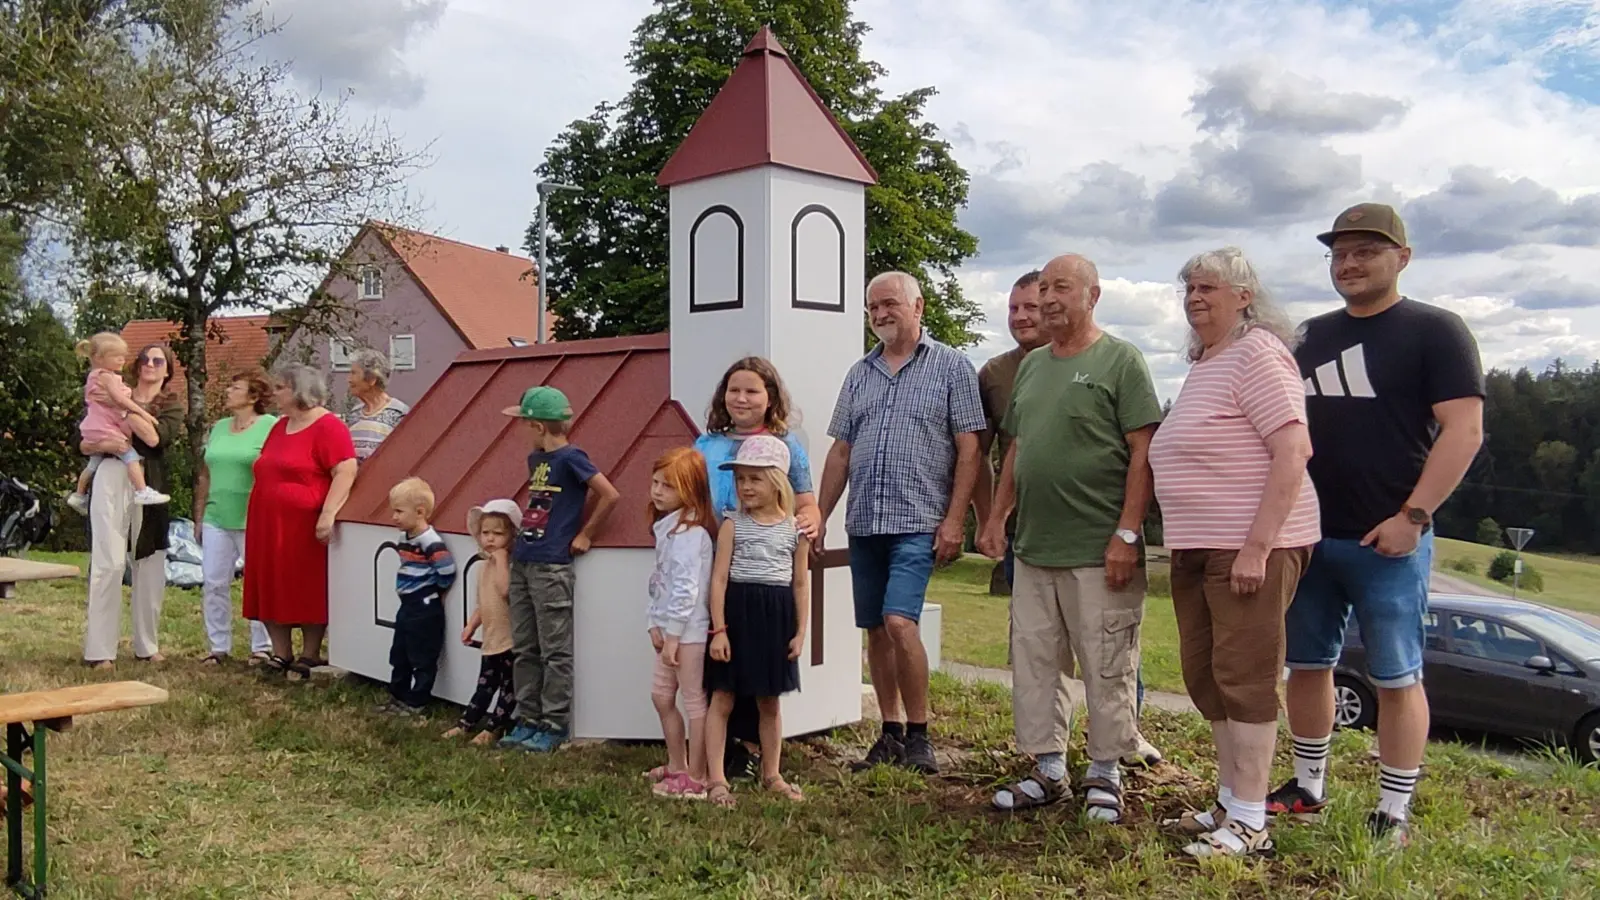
[1271,204,1484,846]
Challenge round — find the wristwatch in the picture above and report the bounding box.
[1402,506,1431,528]
[1115,528,1140,545]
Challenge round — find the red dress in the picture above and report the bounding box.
[243,413,356,626]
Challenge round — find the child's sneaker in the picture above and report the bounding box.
[132,487,171,506]
[525,726,569,753]
[498,721,543,750]
[66,492,90,515]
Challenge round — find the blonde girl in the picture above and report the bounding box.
[703,434,810,808]
[67,332,169,511]
[444,499,522,744]
[642,447,717,799]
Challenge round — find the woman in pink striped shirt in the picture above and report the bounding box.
[1149,247,1320,859]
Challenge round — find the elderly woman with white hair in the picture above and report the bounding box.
[243,364,358,676]
[1148,247,1320,858]
[346,347,410,462]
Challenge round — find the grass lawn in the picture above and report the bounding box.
[3,552,1597,897]
[1433,537,1600,616]
[928,555,1184,695]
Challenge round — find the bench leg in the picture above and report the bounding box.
[4,722,45,899]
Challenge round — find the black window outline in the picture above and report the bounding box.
[373,542,400,628]
[689,205,744,312]
[790,204,846,312]
[461,553,485,649]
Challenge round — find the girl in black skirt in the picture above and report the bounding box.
[703,434,810,808]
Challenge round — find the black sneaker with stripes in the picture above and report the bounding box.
[1265,777,1328,819]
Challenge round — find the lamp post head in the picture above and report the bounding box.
[537,181,581,196]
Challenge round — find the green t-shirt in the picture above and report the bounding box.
[1002,334,1161,568]
[202,414,279,531]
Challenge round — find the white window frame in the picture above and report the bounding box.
[329,337,357,372]
[389,334,416,371]
[358,265,384,300]
[508,337,529,347]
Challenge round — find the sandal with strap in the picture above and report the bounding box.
[1163,804,1228,835]
[642,765,674,783]
[992,766,1070,812]
[1183,819,1275,859]
[1080,776,1123,823]
[761,774,804,803]
[199,652,228,666]
[706,781,737,809]
[653,772,709,800]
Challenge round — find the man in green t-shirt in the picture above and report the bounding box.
[977,254,1162,822]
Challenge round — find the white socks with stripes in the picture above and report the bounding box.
[1291,733,1331,799]
[1377,764,1420,821]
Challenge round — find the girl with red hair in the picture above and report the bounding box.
[643,447,717,799]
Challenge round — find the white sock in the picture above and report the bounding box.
[1225,796,1267,831]
[1292,733,1331,799]
[1036,752,1066,782]
[1377,764,1420,821]
[1084,759,1121,822]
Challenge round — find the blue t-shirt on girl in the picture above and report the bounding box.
[513,444,599,565]
[695,431,813,520]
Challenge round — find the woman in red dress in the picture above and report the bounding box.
[244,364,358,676]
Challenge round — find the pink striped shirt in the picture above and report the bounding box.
[1150,328,1321,550]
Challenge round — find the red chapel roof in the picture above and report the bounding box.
[656,26,879,188]
[336,332,698,549]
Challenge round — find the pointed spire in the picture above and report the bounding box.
[657,27,878,188]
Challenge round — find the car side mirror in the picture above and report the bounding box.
[1525,655,1555,673]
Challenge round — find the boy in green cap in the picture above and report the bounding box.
[497,385,620,751]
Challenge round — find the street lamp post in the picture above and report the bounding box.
[535,180,581,343]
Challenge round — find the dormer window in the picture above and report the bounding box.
[358,265,384,300]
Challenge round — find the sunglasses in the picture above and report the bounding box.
[140,356,168,368]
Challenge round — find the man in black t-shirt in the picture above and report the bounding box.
[1269,204,1484,846]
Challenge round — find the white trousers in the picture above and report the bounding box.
[200,523,271,655]
[84,459,166,661]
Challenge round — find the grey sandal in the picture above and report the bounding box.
[992,767,1070,811]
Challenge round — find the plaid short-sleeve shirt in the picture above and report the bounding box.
[827,331,985,536]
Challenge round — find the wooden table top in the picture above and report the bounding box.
[0,681,168,726]
[0,558,81,584]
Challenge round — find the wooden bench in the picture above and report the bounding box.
[1,682,168,899]
[0,560,80,601]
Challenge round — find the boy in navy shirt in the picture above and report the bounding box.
[497,386,620,751]
[380,477,458,715]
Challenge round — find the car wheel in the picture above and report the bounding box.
[1575,712,1600,766]
[1333,675,1377,731]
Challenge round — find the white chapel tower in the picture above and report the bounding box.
[657,26,877,731]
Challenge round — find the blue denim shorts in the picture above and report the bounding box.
[848,533,935,628]
[1284,534,1434,688]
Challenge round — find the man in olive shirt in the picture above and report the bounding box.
[978,254,1162,821]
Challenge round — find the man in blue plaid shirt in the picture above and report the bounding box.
[820,271,985,774]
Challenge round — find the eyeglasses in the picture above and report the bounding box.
[1325,246,1390,264]
[141,357,167,368]
[1176,284,1225,298]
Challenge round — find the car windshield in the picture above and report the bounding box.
[1503,608,1600,662]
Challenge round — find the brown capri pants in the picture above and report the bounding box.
[1169,547,1311,724]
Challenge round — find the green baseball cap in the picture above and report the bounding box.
[501,385,573,421]
[1318,202,1407,248]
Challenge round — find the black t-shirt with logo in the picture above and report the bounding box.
[1295,298,1484,540]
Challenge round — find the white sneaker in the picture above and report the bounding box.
[132,487,171,506]
[66,492,90,515]
[1122,734,1163,768]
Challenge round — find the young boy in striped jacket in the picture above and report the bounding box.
[378,477,458,715]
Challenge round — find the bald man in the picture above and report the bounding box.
[978,254,1162,821]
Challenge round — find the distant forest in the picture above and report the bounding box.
[1436,361,1600,555]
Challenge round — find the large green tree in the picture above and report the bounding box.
[66,7,428,496]
[0,215,78,503]
[532,0,980,347]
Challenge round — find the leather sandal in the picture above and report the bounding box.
[992,766,1070,812]
[1080,776,1123,823]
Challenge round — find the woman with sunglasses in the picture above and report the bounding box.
[82,342,184,669]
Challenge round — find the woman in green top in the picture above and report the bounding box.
[194,369,278,663]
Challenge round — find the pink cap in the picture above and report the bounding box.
[717,433,790,472]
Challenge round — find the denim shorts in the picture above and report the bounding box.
[1284,533,1434,688]
[848,533,935,628]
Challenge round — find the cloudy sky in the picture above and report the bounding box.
[251,0,1600,397]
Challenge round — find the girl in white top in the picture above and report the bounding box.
[643,448,716,799]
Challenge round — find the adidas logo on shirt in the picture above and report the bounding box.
[1303,343,1377,399]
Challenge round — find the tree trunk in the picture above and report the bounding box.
[182,299,209,516]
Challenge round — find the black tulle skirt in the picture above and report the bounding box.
[705,580,801,697]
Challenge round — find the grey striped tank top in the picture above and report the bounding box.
[727,511,798,586]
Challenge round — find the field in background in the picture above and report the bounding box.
[1434,537,1600,615]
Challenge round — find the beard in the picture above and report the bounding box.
[871,321,900,345]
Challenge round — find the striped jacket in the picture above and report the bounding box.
[395,526,457,618]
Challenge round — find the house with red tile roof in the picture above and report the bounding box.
[120,314,275,411]
[283,222,557,415]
